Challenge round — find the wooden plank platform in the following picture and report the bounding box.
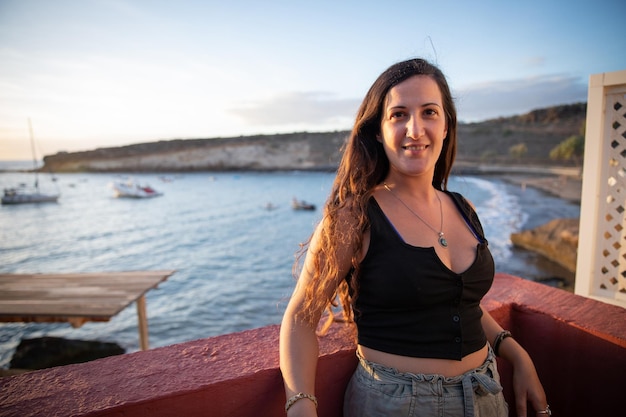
[0,270,175,350]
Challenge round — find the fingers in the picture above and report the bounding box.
[527,382,548,416]
[519,400,551,417]
[515,393,527,417]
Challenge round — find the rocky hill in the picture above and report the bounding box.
[42,103,586,172]
[456,102,586,164]
[43,131,347,172]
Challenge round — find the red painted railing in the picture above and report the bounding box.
[1,274,625,417]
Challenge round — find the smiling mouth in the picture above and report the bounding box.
[403,144,428,151]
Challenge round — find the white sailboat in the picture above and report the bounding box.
[1,119,60,205]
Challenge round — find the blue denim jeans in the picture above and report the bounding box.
[343,348,508,417]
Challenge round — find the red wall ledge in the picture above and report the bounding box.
[1,274,625,417]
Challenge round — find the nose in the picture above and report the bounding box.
[406,115,425,139]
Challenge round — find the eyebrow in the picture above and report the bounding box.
[387,102,443,110]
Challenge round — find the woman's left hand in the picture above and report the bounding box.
[510,347,549,417]
[480,308,550,416]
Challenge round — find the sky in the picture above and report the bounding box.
[1,0,624,160]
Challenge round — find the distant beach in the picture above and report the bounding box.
[500,174,582,204]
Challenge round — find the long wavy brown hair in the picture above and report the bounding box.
[294,58,458,333]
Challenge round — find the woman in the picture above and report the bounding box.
[280,58,549,417]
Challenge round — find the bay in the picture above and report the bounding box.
[0,169,580,367]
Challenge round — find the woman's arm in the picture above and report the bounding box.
[280,290,322,416]
[481,306,548,417]
[280,218,356,416]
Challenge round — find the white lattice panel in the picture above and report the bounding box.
[576,70,626,307]
[597,92,626,297]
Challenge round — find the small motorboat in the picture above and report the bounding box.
[110,180,163,198]
[292,198,315,211]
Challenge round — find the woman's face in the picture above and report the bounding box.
[378,75,448,181]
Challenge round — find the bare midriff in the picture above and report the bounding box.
[357,343,489,377]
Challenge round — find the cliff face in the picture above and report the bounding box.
[43,132,348,172]
[42,103,586,172]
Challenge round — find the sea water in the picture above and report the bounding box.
[0,169,580,367]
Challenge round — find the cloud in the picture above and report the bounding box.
[229,92,360,128]
[455,74,588,122]
[230,74,589,130]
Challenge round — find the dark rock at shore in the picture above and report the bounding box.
[511,218,579,273]
[9,336,125,370]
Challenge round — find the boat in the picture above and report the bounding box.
[110,179,163,198]
[1,119,60,205]
[291,198,316,211]
[2,186,59,205]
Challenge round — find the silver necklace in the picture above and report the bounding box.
[383,183,448,248]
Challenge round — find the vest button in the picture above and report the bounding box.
[452,315,460,322]
[454,337,461,343]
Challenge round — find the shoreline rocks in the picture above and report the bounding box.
[510,218,579,273]
[8,336,125,372]
[503,173,581,276]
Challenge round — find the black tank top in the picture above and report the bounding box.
[352,191,495,360]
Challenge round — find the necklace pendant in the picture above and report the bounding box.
[438,233,448,248]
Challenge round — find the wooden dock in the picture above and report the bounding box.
[0,270,175,350]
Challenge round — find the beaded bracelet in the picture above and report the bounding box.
[493,330,513,356]
[285,392,318,412]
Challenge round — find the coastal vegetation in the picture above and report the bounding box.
[509,143,528,161]
[549,121,586,165]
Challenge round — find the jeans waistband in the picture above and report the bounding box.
[356,348,502,417]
